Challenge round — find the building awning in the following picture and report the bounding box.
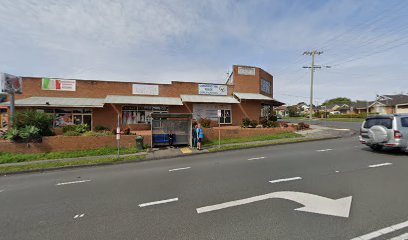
[233,92,284,105]
[0,97,105,108]
[180,95,239,104]
[105,95,183,106]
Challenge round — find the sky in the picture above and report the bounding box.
[1,0,408,105]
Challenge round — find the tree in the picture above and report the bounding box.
[322,97,352,106]
[287,106,300,117]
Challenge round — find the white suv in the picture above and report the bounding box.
[359,114,408,151]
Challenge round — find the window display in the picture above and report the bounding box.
[122,106,168,125]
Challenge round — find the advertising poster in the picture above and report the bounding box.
[1,73,22,94]
[42,78,76,91]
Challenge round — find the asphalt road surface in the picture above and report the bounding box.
[1,126,408,240]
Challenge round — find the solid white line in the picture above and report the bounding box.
[350,219,408,240]
[168,167,191,172]
[247,157,265,161]
[368,163,392,168]
[56,180,91,186]
[138,198,179,207]
[316,149,333,152]
[269,177,302,184]
[389,232,408,240]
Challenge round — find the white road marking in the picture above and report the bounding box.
[138,198,179,207]
[316,149,333,152]
[350,219,408,240]
[269,177,302,184]
[74,213,85,219]
[196,191,352,218]
[168,167,191,172]
[335,170,340,173]
[368,163,392,168]
[334,128,350,131]
[247,157,265,161]
[0,189,4,193]
[56,180,91,186]
[389,232,408,240]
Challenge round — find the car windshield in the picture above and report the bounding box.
[364,118,393,129]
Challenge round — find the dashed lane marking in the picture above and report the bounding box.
[269,177,302,184]
[56,180,91,186]
[168,167,191,172]
[350,219,408,240]
[316,149,333,152]
[247,157,265,161]
[138,198,179,207]
[369,163,392,168]
[74,213,85,219]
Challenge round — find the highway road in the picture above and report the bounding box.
[1,122,408,240]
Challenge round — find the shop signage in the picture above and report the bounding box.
[193,104,231,121]
[261,79,271,94]
[42,78,76,91]
[132,84,159,95]
[237,66,256,76]
[1,73,22,94]
[198,84,227,96]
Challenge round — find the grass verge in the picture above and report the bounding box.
[0,147,143,164]
[0,155,146,174]
[203,132,302,146]
[207,137,335,153]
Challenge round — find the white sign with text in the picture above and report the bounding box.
[132,84,159,95]
[198,84,227,96]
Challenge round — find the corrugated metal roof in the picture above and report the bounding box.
[0,97,105,107]
[180,95,239,104]
[105,95,183,105]
[233,92,284,106]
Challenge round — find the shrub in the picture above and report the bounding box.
[249,120,258,128]
[18,125,41,142]
[123,128,131,135]
[94,125,110,132]
[62,124,88,134]
[63,130,82,136]
[199,118,212,128]
[14,110,53,136]
[82,131,112,136]
[268,115,278,122]
[5,128,20,141]
[241,118,252,128]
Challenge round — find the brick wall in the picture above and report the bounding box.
[0,135,151,154]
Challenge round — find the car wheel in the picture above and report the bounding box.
[370,145,383,151]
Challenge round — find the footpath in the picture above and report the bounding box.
[0,125,356,170]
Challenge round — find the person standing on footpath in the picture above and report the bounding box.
[196,123,204,150]
[192,124,197,148]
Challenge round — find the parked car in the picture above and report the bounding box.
[359,114,408,151]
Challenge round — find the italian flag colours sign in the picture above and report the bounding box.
[42,78,76,91]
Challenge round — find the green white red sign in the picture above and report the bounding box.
[42,78,76,91]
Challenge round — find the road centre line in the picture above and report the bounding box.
[369,163,392,168]
[316,149,333,152]
[56,180,91,186]
[269,177,302,184]
[247,157,265,161]
[138,198,179,207]
[350,219,408,240]
[388,232,408,240]
[168,167,191,172]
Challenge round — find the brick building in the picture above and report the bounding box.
[1,65,283,131]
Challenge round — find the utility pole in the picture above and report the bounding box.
[303,51,330,124]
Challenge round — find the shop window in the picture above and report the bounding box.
[261,105,271,117]
[219,109,231,124]
[50,108,92,128]
[122,106,168,125]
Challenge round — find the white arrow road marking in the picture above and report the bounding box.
[269,177,302,184]
[139,198,179,207]
[247,157,265,161]
[316,149,333,152]
[196,191,352,218]
[350,219,408,240]
[369,162,392,168]
[73,214,85,219]
[168,167,191,172]
[56,180,91,186]
[389,232,408,240]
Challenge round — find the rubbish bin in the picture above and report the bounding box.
[135,135,144,150]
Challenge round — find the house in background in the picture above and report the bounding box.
[367,94,408,114]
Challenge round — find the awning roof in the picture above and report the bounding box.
[180,95,239,104]
[0,97,105,108]
[105,95,183,106]
[233,92,284,105]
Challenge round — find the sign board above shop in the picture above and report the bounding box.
[198,84,227,96]
[237,66,256,76]
[1,73,22,94]
[132,84,159,95]
[42,78,76,91]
